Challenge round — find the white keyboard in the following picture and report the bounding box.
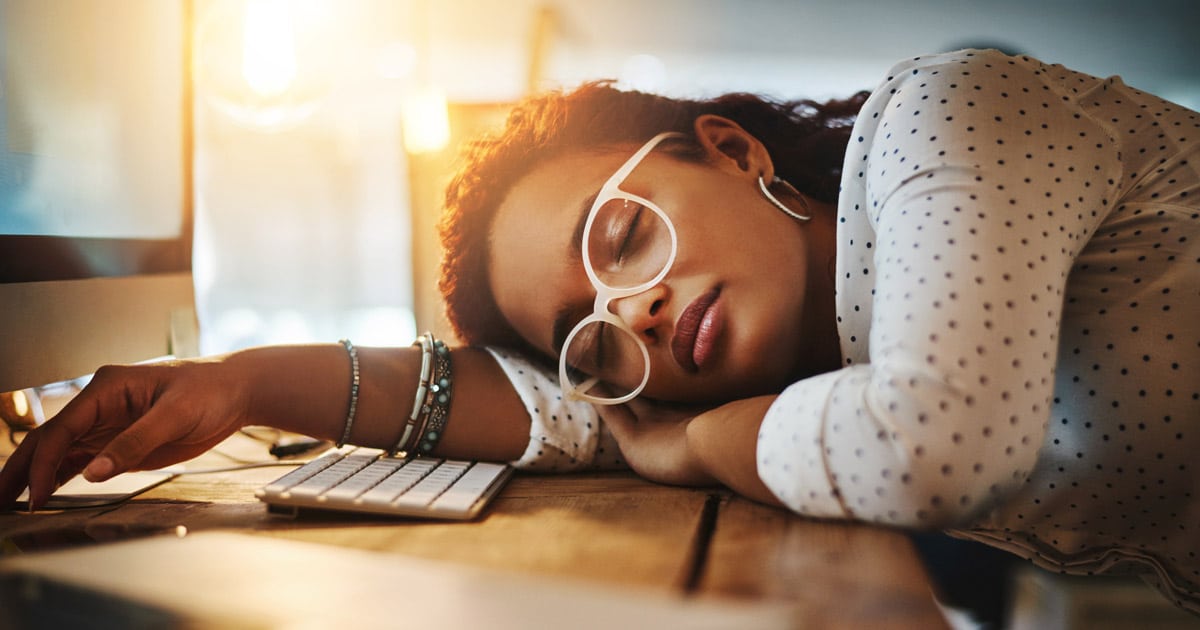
[255,446,513,520]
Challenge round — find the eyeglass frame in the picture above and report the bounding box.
[559,131,685,405]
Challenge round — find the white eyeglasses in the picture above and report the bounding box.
[558,132,684,405]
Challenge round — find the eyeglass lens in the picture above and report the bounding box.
[585,198,673,289]
[564,199,673,400]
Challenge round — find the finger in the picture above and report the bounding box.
[56,450,95,487]
[27,365,161,493]
[6,365,160,510]
[599,403,638,444]
[84,405,188,482]
[0,430,41,510]
[25,419,99,510]
[18,450,94,511]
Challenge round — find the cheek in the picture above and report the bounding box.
[489,217,575,349]
[490,253,549,348]
[677,195,787,262]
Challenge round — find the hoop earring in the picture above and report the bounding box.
[758,175,811,222]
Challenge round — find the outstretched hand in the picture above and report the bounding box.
[602,397,718,488]
[0,359,252,511]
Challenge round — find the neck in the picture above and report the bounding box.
[796,199,842,378]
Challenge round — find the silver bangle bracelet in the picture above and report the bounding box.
[392,332,434,455]
[410,333,434,420]
[336,339,361,448]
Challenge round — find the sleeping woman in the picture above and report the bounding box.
[2,48,1197,613]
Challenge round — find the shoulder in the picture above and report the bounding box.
[840,50,1026,199]
[837,48,1120,227]
[871,48,1050,96]
[855,49,1054,133]
[846,48,1104,175]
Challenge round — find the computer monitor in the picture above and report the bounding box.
[0,0,197,395]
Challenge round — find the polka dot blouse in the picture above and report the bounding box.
[490,49,1199,611]
[486,348,627,472]
[757,49,1199,611]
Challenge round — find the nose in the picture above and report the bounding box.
[609,283,671,345]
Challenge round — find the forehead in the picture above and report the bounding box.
[487,149,629,354]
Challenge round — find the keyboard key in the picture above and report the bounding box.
[354,458,438,506]
[391,464,467,508]
[429,462,509,514]
[283,454,375,499]
[256,451,341,496]
[320,459,406,502]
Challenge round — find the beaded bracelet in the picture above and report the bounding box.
[408,335,453,455]
[404,394,434,455]
[403,336,453,453]
[391,332,434,455]
[336,339,361,448]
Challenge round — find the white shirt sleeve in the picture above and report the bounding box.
[484,347,625,472]
[758,50,1121,527]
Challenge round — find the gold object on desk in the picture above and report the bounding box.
[0,389,42,432]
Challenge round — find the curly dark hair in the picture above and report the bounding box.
[438,81,868,361]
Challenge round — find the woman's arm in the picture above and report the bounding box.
[0,343,530,511]
[608,51,1128,526]
[286,345,530,461]
[760,51,1123,526]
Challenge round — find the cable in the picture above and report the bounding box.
[169,460,313,475]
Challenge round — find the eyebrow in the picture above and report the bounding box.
[550,188,601,355]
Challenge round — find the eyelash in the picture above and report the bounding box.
[577,322,610,372]
[613,203,643,264]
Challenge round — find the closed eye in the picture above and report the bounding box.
[564,319,615,377]
[614,203,644,265]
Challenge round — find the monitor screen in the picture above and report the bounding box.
[0,0,197,394]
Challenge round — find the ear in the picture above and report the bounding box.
[692,114,774,181]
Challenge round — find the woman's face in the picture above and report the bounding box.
[488,124,816,404]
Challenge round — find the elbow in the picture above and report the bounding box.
[887,469,1024,530]
[851,367,1051,528]
[902,446,1039,529]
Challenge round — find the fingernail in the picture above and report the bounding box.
[83,456,114,482]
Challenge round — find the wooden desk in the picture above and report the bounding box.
[0,431,946,628]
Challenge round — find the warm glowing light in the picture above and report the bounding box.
[12,390,28,417]
[401,85,450,154]
[241,0,297,98]
[196,0,334,129]
[376,41,416,80]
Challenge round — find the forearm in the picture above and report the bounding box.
[226,344,530,462]
[686,396,782,507]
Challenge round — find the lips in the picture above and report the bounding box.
[671,287,722,372]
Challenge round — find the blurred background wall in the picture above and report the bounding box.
[191,0,1200,353]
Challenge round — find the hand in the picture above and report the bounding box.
[602,397,718,487]
[0,358,252,511]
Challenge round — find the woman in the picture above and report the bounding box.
[2,48,1197,613]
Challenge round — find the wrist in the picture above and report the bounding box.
[225,344,351,438]
[682,420,721,486]
[686,397,781,506]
